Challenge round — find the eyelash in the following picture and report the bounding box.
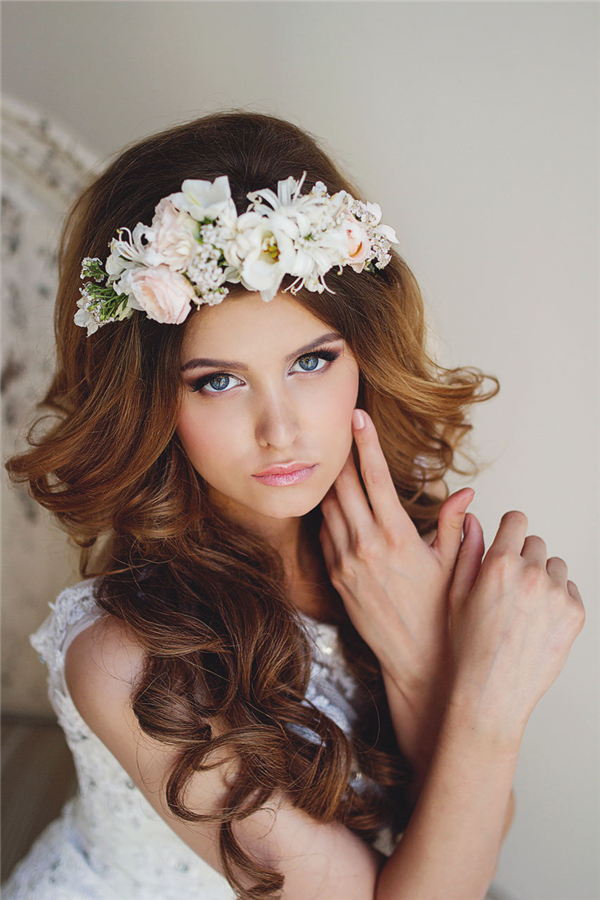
[189,349,341,395]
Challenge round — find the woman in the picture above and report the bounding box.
[3,110,584,900]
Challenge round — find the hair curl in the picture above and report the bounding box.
[6,110,499,898]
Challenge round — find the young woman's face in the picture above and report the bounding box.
[176,291,360,526]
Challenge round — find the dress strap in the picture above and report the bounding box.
[29,577,107,694]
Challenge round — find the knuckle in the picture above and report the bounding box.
[338,555,358,583]
[568,592,585,626]
[490,551,516,578]
[522,561,546,590]
[362,465,385,489]
[502,509,528,529]
[354,534,380,564]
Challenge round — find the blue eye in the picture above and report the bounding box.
[195,372,241,394]
[189,348,340,396]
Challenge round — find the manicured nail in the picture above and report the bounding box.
[353,409,366,430]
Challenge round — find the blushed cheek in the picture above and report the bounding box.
[332,369,360,429]
[319,370,360,467]
[176,405,242,478]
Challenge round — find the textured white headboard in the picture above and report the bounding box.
[1,95,101,716]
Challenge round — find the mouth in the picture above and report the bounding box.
[252,465,317,487]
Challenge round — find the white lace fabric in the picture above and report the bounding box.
[2,578,396,899]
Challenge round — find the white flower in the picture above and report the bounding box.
[223,210,299,301]
[373,222,399,244]
[145,198,200,272]
[117,265,196,324]
[105,222,163,280]
[74,298,100,336]
[76,172,400,335]
[169,176,238,224]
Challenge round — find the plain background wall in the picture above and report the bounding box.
[1,3,598,899]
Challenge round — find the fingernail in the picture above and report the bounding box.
[464,513,472,537]
[353,409,366,430]
[459,489,475,513]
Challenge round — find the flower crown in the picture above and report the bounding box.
[75,171,399,336]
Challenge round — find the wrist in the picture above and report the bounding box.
[446,683,527,751]
[380,642,454,701]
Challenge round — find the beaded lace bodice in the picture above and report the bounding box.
[3,577,396,899]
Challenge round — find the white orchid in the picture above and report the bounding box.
[75,172,398,334]
[226,210,299,301]
[169,176,238,224]
[105,222,163,280]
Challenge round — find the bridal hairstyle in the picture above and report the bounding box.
[6,111,499,898]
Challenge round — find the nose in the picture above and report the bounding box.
[255,390,301,450]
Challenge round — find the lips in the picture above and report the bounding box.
[252,465,317,487]
[254,462,312,476]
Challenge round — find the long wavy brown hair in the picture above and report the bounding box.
[6,110,499,898]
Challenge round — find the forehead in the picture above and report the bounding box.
[181,291,337,360]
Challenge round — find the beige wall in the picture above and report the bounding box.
[2,3,598,899]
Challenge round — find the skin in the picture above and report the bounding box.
[176,289,361,619]
[65,289,581,892]
[175,290,521,844]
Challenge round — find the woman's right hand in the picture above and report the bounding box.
[446,510,585,736]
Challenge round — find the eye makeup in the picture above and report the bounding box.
[187,347,341,396]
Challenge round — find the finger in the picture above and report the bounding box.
[567,580,583,604]
[319,517,338,572]
[521,535,547,565]
[448,513,485,613]
[332,450,381,548]
[351,408,415,541]
[320,487,350,557]
[546,556,568,586]
[431,488,475,567]
[487,510,529,558]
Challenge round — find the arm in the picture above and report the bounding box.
[381,665,517,845]
[375,698,521,899]
[65,615,521,900]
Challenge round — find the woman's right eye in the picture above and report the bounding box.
[190,373,242,394]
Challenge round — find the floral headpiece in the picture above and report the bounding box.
[75,171,399,336]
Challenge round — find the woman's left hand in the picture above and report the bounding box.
[319,408,482,697]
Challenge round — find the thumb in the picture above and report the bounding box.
[448,512,485,616]
[431,487,476,566]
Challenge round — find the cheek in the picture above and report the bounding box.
[307,365,360,456]
[176,401,238,469]
[323,364,360,425]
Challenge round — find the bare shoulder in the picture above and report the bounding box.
[65,614,145,714]
[64,614,231,871]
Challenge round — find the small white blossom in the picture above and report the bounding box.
[74,298,101,336]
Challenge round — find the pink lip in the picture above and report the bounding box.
[255,462,312,475]
[252,465,317,487]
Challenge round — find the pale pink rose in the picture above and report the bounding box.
[122,266,196,324]
[149,198,198,271]
[343,216,372,271]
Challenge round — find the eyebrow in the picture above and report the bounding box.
[180,331,344,373]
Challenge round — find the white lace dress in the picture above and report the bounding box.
[2,578,398,899]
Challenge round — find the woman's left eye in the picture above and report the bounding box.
[189,349,340,395]
[292,350,339,373]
